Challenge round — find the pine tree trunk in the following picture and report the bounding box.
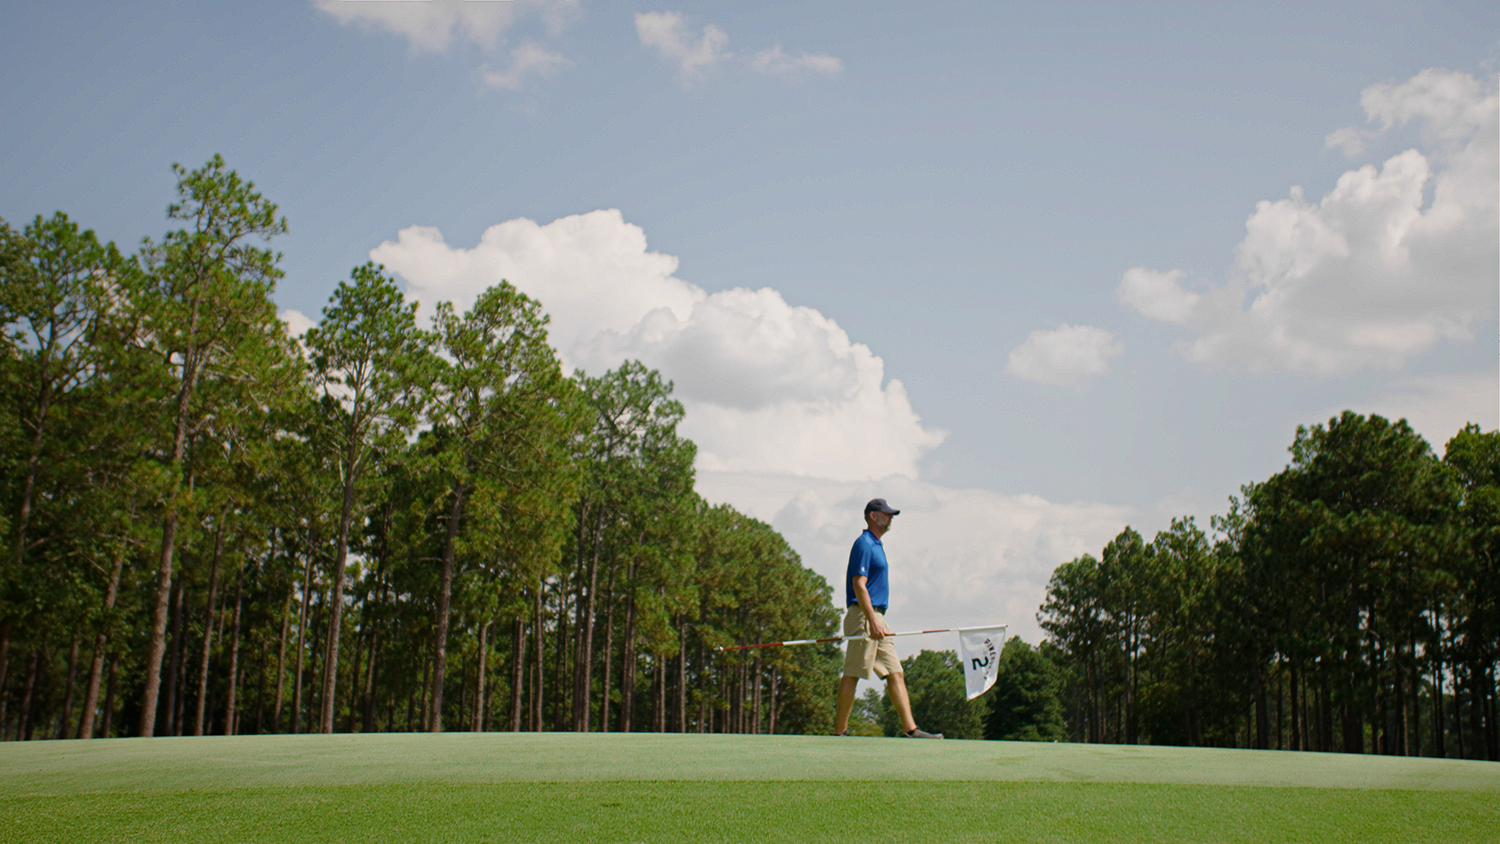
[653,657,665,733]
[167,578,187,736]
[1482,662,1494,761]
[194,516,226,736]
[140,342,200,739]
[1434,657,1447,757]
[18,649,40,740]
[621,588,637,733]
[346,620,363,734]
[57,639,79,740]
[321,470,358,734]
[473,620,490,732]
[101,654,117,738]
[0,620,10,737]
[224,567,243,735]
[531,585,543,732]
[508,616,526,732]
[573,511,604,732]
[1394,658,1406,755]
[600,568,616,733]
[273,591,290,734]
[698,642,707,733]
[306,592,326,731]
[362,627,379,733]
[677,621,688,733]
[1254,666,1269,750]
[750,650,761,735]
[292,554,314,734]
[81,639,103,740]
[255,636,268,735]
[768,667,778,736]
[552,580,569,731]
[1454,665,1467,758]
[429,483,466,732]
[458,655,470,732]
[77,547,125,739]
[1289,662,1301,751]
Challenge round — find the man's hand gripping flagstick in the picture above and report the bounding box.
[715,623,1007,701]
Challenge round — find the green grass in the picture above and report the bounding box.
[4,733,1497,843]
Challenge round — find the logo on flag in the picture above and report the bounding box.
[957,625,1006,700]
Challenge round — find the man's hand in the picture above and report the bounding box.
[853,575,889,639]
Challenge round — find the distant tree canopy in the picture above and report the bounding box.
[5,158,1494,755]
[985,637,1066,742]
[1038,413,1500,760]
[0,157,840,741]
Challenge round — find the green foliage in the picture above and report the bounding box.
[984,637,1066,741]
[1041,411,1498,759]
[0,158,839,743]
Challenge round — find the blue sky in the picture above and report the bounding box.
[4,1,1497,642]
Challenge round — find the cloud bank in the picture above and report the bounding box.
[1006,324,1124,386]
[368,210,943,481]
[1120,68,1498,376]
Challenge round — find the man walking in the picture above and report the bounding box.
[833,498,942,738]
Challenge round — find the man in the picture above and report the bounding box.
[833,498,942,738]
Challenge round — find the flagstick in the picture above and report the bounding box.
[714,625,1003,652]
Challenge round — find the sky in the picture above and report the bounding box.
[3,1,1497,649]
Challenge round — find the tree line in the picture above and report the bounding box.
[1038,413,1499,760]
[0,156,842,742]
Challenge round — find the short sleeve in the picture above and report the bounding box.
[848,538,871,579]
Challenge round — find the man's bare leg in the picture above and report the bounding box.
[834,676,859,734]
[885,672,918,734]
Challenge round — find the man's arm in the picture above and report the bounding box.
[852,576,892,639]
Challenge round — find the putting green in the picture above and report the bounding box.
[4,734,1496,843]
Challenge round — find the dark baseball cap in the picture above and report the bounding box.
[864,498,900,516]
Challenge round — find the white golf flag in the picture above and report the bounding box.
[957,625,1007,700]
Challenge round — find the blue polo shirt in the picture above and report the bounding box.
[846,529,889,609]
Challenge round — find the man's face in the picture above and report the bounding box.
[868,510,893,532]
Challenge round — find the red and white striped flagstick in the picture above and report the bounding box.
[714,626,998,652]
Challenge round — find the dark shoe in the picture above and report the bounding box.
[901,728,943,739]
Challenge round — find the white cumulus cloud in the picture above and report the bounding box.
[1121,68,1498,376]
[749,45,843,79]
[1116,267,1199,325]
[279,307,316,340]
[368,210,943,481]
[478,43,572,90]
[635,11,730,83]
[314,0,574,52]
[1005,324,1124,386]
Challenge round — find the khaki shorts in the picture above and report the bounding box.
[842,605,902,680]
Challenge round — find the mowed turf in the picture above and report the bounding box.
[4,733,1497,843]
